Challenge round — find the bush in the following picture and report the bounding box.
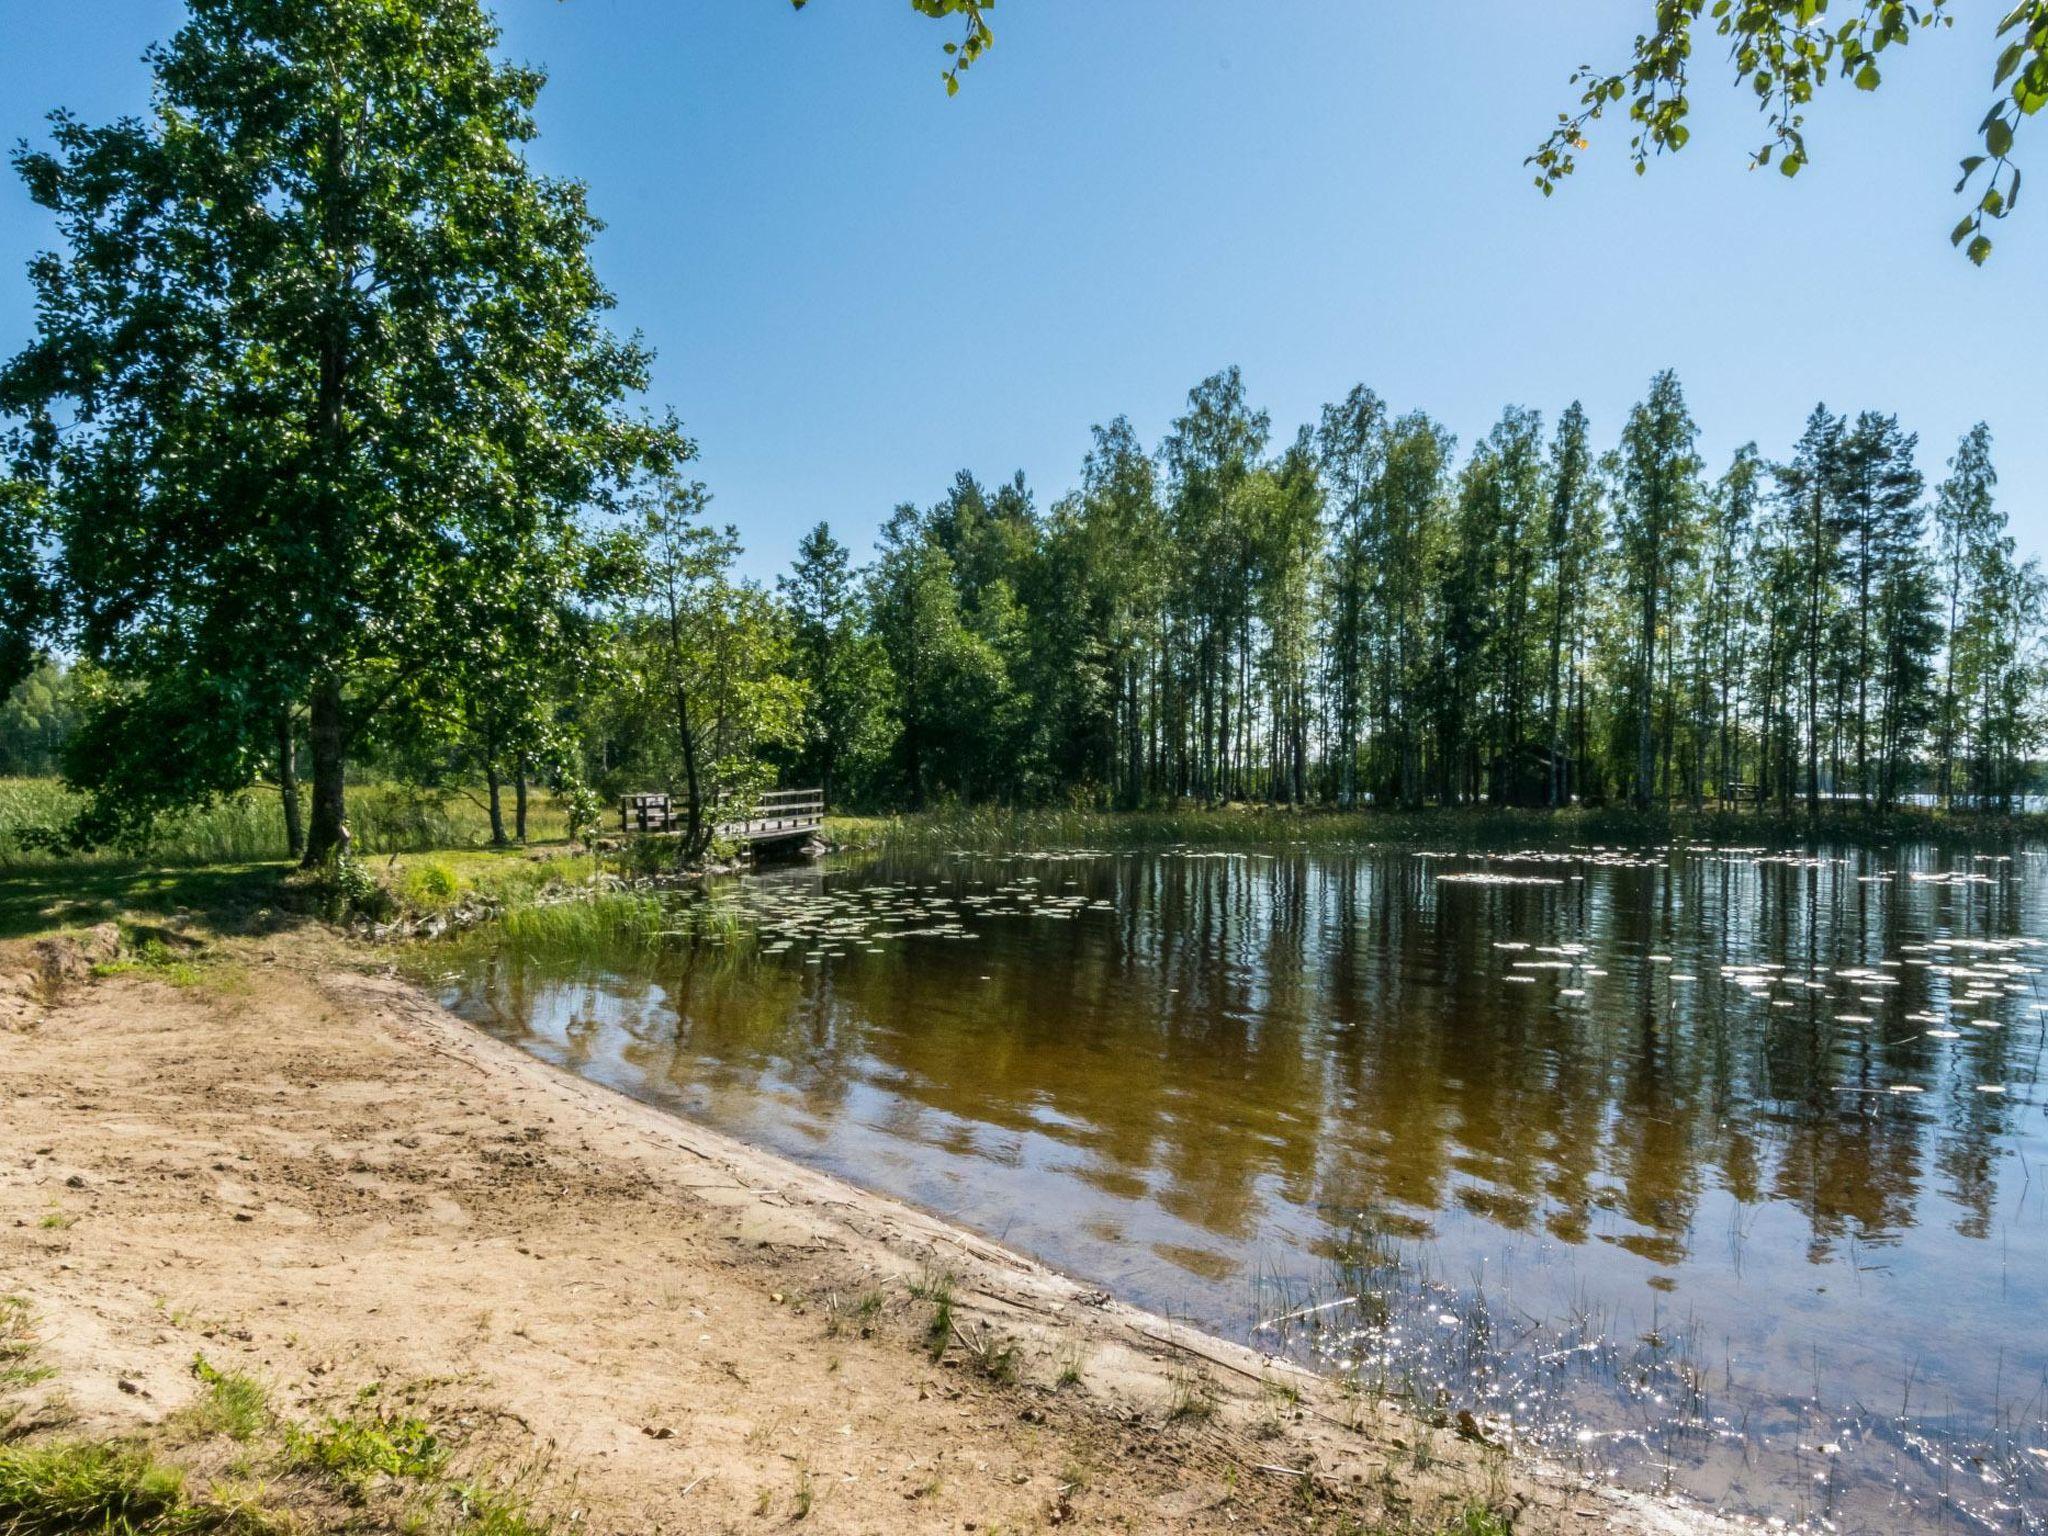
[399,860,462,911]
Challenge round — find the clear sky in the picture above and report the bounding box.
[3,1,2043,582]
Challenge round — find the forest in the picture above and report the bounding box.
[6,366,2041,846]
[1,0,2042,867]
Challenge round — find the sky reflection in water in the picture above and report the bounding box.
[433,843,2048,1532]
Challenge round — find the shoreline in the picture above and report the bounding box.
[0,925,1734,1533]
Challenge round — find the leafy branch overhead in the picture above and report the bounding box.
[1531,1,2048,263]
[791,0,993,95]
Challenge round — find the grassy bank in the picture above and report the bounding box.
[0,778,581,941]
[829,801,2048,856]
[11,785,2042,944]
[0,778,568,871]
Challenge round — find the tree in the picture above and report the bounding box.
[0,662,84,777]
[1933,424,2000,806]
[791,0,993,95]
[1373,413,1455,806]
[779,523,891,805]
[1073,416,1166,807]
[0,0,684,862]
[1697,445,1765,802]
[1316,387,1388,806]
[868,506,1005,807]
[1161,368,1270,802]
[1831,411,1925,803]
[1540,402,1599,806]
[615,480,803,856]
[1533,1,2048,263]
[1615,372,1703,810]
[1773,406,1847,813]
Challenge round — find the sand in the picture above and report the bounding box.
[0,925,1729,1533]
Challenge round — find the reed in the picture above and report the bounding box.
[829,801,2048,857]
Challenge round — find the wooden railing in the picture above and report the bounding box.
[618,789,824,845]
[721,788,825,843]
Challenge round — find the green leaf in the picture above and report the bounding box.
[1966,232,1994,263]
[1986,117,2015,156]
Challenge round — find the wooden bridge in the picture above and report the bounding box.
[618,788,824,847]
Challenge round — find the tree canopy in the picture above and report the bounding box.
[1532,1,2048,263]
[791,0,993,95]
[814,2,2044,260]
[0,0,688,860]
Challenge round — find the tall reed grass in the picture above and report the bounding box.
[828,800,2048,856]
[0,777,568,870]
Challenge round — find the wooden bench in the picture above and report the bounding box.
[619,792,678,835]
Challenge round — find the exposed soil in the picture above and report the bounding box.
[0,925,1731,1533]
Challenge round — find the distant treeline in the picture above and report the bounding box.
[742,368,2041,815]
[10,368,2042,832]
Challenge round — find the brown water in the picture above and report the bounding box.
[428,843,2048,1532]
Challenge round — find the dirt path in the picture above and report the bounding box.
[0,926,1728,1534]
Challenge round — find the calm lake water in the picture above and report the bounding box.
[429,842,2048,1532]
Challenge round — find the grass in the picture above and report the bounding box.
[829,799,2048,857]
[93,929,223,990]
[791,1464,813,1521]
[1165,1360,1217,1424]
[0,1296,55,1436]
[185,1358,269,1444]
[1054,1342,1085,1390]
[283,1403,446,1499]
[1439,1507,1514,1536]
[0,861,282,943]
[820,1288,886,1340]
[489,893,672,957]
[949,1322,1019,1385]
[0,778,569,873]
[437,1464,557,1536]
[0,1441,264,1536]
[916,1272,956,1364]
[0,1288,529,1536]
[0,841,572,943]
[399,860,463,911]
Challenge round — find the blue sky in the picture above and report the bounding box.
[3,1,2042,581]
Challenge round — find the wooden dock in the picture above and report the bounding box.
[618,789,824,847]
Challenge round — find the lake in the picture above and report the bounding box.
[427,841,2048,1532]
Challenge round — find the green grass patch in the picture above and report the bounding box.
[283,1403,445,1499]
[490,893,674,957]
[1439,1506,1515,1536]
[0,778,569,874]
[185,1357,269,1444]
[0,862,284,944]
[440,1474,556,1536]
[399,860,463,911]
[383,849,566,913]
[0,1439,268,1536]
[0,1296,55,1437]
